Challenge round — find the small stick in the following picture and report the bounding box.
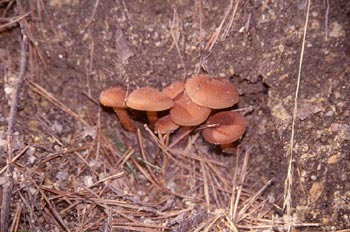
[85,0,100,28]
[284,1,311,231]
[200,160,210,209]
[9,203,22,232]
[0,11,31,30]
[324,0,329,41]
[85,30,95,98]
[1,1,28,230]
[0,145,29,175]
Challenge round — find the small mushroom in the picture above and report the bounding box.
[162,81,185,99]
[185,74,239,109]
[170,92,211,126]
[154,115,180,134]
[202,111,247,151]
[126,87,174,126]
[99,87,136,132]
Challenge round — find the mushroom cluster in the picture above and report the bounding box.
[99,74,247,150]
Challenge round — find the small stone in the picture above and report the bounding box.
[339,124,350,140]
[328,155,339,164]
[334,91,341,99]
[322,217,330,225]
[229,66,235,76]
[33,136,41,143]
[330,123,340,132]
[301,145,309,152]
[270,101,292,123]
[57,171,68,182]
[325,111,334,117]
[329,22,345,38]
[310,20,320,30]
[28,120,40,130]
[309,182,324,203]
[279,74,288,81]
[41,100,49,108]
[84,176,93,187]
[297,102,324,120]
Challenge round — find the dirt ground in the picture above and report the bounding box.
[1,0,349,231]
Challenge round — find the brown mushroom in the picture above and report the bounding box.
[185,74,239,109]
[162,81,185,99]
[99,87,136,132]
[126,87,174,126]
[202,111,247,146]
[170,92,211,126]
[154,115,180,134]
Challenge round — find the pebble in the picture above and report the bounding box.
[329,22,345,38]
[309,181,324,203]
[327,155,339,164]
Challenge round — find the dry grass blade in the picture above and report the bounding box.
[203,213,222,232]
[131,157,166,193]
[84,0,100,28]
[232,148,250,221]
[9,203,21,232]
[89,171,124,188]
[112,225,163,232]
[114,148,135,170]
[223,210,239,232]
[236,179,273,222]
[168,7,186,73]
[197,0,203,48]
[200,160,210,209]
[222,0,240,39]
[205,0,240,51]
[283,0,311,231]
[229,150,240,217]
[145,125,226,168]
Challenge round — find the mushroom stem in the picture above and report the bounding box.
[146,111,158,127]
[113,108,137,132]
[220,144,235,154]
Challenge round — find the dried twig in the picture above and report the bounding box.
[1,2,28,230]
[200,160,210,209]
[324,0,329,41]
[85,0,100,28]
[85,30,95,98]
[0,145,29,175]
[0,11,31,30]
[9,203,21,232]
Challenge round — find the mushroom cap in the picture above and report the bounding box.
[202,111,247,145]
[126,87,174,111]
[185,75,239,109]
[99,87,127,108]
[162,81,185,99]
[154,115,180,134]
[170,92,211,126]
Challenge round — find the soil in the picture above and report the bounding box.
[1,0,349,231]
